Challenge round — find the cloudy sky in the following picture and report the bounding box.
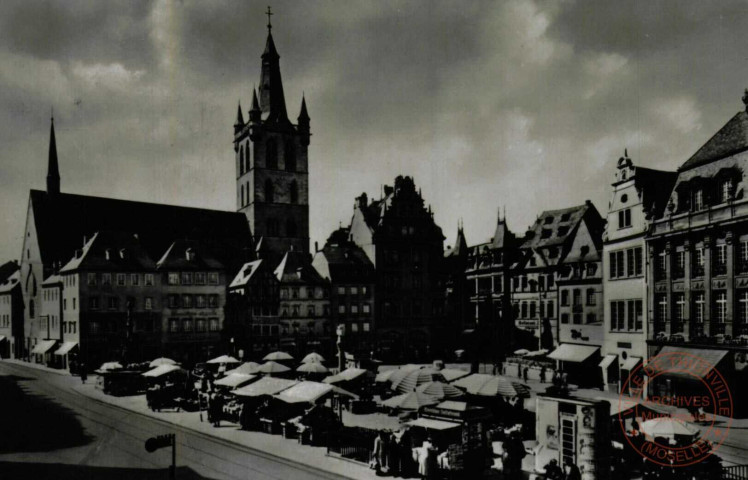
[1,0,747,262]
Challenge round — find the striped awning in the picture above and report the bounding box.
[30,340,56,354]
[54,341,78,355]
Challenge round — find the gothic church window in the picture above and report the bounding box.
[264,179,274,203]
[290,180,298,204]
[285,140,296,171]
[241,184,245,206]
[266,139,278,169]
[240,146,245,175]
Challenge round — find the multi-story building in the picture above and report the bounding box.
[312,227,376,360]
[19,118,251,368]
[36,273,63,366]
[601,151,675,393]
[348,176,446,361]
[517,202,605,387]
[276,249,332,358]
[464,214,517,363]
[157,240,228,363]
[646,92,748,414]
[227,258,281,359]
[0,261,22,359]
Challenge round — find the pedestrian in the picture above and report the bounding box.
[213,393,224,427]
[540,366,547,383]
[563,457,581,480]
[388,431,400,476]
[415,437,437,479]
[523,365,529,382]
[397,428,414,476]
[372,431,383,472]
[80,363,87,384]
[544,459,563,480]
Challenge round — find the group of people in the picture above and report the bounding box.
[371,429,428,478]
[543,458,582,480]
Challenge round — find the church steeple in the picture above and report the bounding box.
[234,101,244,134]
[47,115,60,196]
[258,8,290,125]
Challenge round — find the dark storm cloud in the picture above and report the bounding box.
[1,0,747,260]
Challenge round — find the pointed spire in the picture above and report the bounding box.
[298,94,309,122]
[251,87,260,111]
[235,101,244,126]
[47,115,60,195]
[249,87,261,123]
[258,11,289,125]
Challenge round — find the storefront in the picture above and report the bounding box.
[53,341,78,370]
[30,339,57,366]
[548,343,601,388]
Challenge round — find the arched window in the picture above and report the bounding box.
[286,219,297,237]
[266,139,278,169]
[239,146,245,175]
[290,180,298,204]
[285,140,296,171]
[241,184,245,206]
[245,141,251,169]
[264,179,274,203]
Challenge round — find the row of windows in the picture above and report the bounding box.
[336,286,370,297]
[384,276,423,290]
[252,324,280,337]
[63,321,77,334]
[654,242,748,279]
[88,296,155,311]
[43,289,60,301]
[512,274,555,292]
[338,303,371,315]
[167,294,220,309]
[168,317,220,333]
[609,247,643,279]
[89,273,156,287]
[280,286,327,300]
[515,300,555,319]
[63,276,77,287]
[239,179,300,207]
[166,272,219,286]
[560,289,597,307]
[0,295,11,305]
[280,321,329,336]
[344,322,371,334]
[654,291,748,326]
[675,176,736,213]
[560,312,598,324]
[280,304,331,318]
[610,300,644,332]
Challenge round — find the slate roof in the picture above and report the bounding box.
[229,259,266,288]
[61,231,156,273]
[0,261,20,285]
[312,234,374,284]
[29,190,251,274]
[156,239,224,271]
[274,249,327,285]
[0,270,20,294]
[522,204,588,249]
[680,110,748,171]
[633,166,678,218]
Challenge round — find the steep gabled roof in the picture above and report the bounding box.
[312,237,374,283]
[60,231,156,273]
[29,190,251,274]
[680,110,748,171]
[274,249,326,285]
[0,261,20,285]
[156,239,224,270]
[633,166,678,218]
[522,204,588,249]
[230,259,270,289]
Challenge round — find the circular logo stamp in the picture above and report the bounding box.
[617,351,733,467]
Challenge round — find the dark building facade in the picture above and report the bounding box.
[348,175,446,361]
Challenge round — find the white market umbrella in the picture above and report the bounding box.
[301,352,325,364]
[264,351,294,362]
[99,362,123,372]
[149,357,177,368]
[226,362,261,375]
[258,361,291,374]
[381,391,439,411]
[297,362,330,374]
[207,355,240,364]
[513,349,530,356]
[640,418,699,440]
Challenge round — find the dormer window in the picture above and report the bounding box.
[105,249,111,261]
[544,216,554,224]
[693,189,704,211]
[720,178,734,203]
[560,213,571,222]
[540,229,552,239]
[557,226,570,237]
[186,248,195,262]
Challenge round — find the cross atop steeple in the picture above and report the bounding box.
[266,6,273,31]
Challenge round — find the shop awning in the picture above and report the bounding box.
[54,341,78,356]
[599,354,617,370]
[232,377,298,397]
[30,340,56,355]
[548,343,599,363]
[407,417,461,431]
[620,356,642,371]
[323,367,370,384]
[646,347,728,380]
[273,381,334,404]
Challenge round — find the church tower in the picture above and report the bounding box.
[234,10,310,259]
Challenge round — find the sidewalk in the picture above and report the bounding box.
[3,358,71,376]
[73,378,384,480]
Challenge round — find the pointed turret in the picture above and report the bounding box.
[258,26,290,125]
[249,87,261,123]
[298,95,310,145]
[47,116,60,195]
[452,221,468,257]
[234,101,244,134]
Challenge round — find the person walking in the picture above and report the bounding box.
[387,431,399,476]
[372,431,383,472]
[522,366,529,383]
[563,457,581,480]
[80,363,87,384]
[540,366,547,383]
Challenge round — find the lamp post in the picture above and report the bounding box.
[336,324,345,372]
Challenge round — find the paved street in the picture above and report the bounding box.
[0,361,353,480]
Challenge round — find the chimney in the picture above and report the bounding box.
[357,193,368,209]
[314,241,319,253]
